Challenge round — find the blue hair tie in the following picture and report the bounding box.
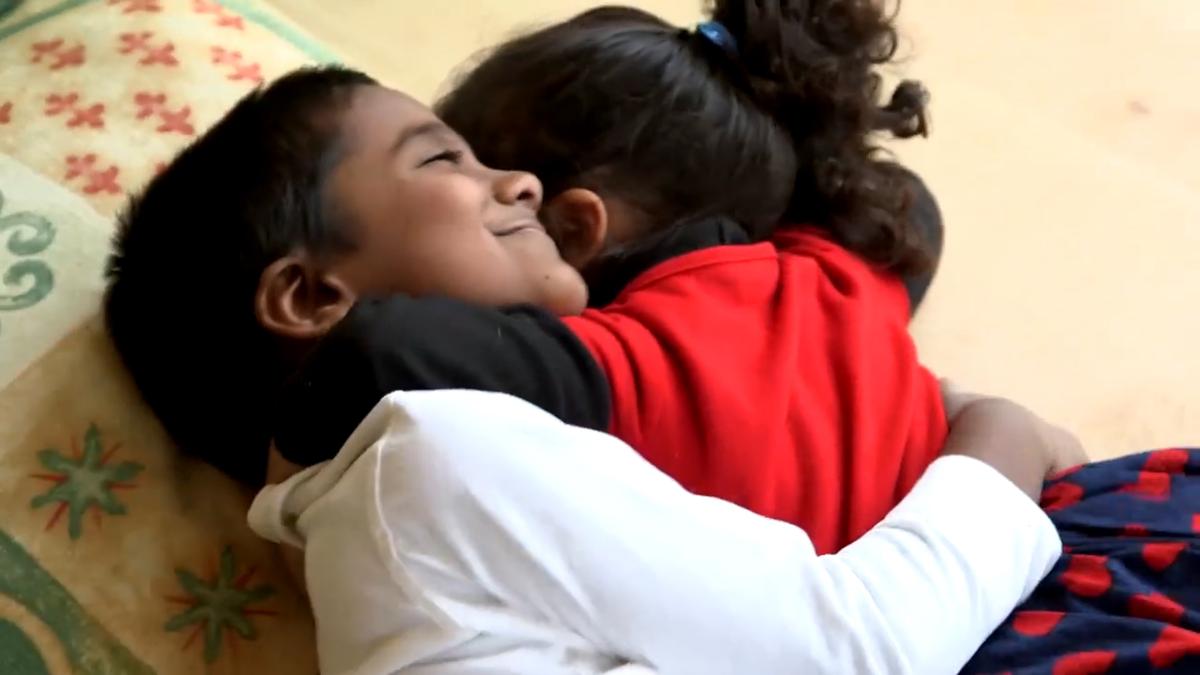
[695,20,738,57]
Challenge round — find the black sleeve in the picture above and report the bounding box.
[271,296,611,466]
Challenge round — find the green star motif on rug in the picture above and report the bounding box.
[165,546,277,663]
[30,424,144,539]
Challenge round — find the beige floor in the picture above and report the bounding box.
[270,0,1199,460]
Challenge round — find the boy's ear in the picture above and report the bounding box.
[255,255,356,340]
[543,188,609,269]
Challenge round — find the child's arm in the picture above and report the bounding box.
[260,390,1061,675]
[272,295,610,465]
[410,399,1059,675]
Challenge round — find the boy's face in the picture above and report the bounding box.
[321,85,587,316]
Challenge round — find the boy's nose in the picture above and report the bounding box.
[494,170,543,210]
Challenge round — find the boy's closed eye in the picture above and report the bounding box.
[421,149,464,167]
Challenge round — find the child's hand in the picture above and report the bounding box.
[1042,423,1088,476]
[940,380,1087,501]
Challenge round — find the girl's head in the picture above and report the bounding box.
[105,67,585,484]
[437,0,934,278]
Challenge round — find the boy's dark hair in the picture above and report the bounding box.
[437,0,934,274]
[104,65,376,485]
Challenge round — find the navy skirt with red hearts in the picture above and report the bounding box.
[964,448,1200,674]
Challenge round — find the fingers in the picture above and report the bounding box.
[1047,424,1089,473]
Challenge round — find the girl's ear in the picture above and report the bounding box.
[542,188,609,269]
[255,255,356,340]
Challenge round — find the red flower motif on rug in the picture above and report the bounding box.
[44,93,106,129]
[30,39,86,70]
[65,154,123,195]
[118,31,179,67]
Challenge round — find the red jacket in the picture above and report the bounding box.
[566,229,947,553]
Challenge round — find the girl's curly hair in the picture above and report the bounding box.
[438,0,934,275]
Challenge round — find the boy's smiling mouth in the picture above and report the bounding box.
[492,220,545,237]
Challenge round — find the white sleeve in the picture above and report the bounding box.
[255,391,1061,675]
[373,392,1060,675]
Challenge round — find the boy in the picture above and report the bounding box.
[105,66,596,486]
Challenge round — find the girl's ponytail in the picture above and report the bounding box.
[710,0,936,274]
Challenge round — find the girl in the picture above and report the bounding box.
[429,6,1200,672]
[439,3,940,308]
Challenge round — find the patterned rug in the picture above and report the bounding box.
[0,1,337,672]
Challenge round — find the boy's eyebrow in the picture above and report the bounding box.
[390,121,451,154]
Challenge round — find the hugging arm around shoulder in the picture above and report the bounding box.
[271,295,611,465]
[253,391,1062,675]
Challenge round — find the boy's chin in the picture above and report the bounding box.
[541,272,589,317]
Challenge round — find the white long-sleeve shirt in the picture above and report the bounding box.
[249,390,1060,675]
